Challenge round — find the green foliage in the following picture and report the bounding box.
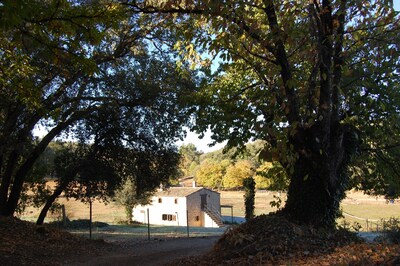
[243,177,255,220]
[254,162,273,190]
[269,194,284,210]
[382,217,400,244]
[113,179,150,222]
[166,0,400,226]
[0,0,197,216]
[256,162,289,192]
[179,143,203,177]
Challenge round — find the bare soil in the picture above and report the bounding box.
[65,236,219,266]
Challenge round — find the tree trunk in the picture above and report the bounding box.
[282,122,359,228]
[1,115,82,217]
[36,182,67,225]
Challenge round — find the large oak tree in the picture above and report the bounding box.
[0,0,196,217]
[126,0,400,228]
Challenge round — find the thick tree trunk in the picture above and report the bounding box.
[282,123,358,228]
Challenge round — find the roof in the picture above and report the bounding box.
[178,176,195,182]
[155,187,205,197]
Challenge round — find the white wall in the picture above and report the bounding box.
[132,196,188,226]
[132,188,221,228]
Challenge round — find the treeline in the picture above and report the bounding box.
[179,141,288,191]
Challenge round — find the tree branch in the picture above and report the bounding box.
[262,0,300,124]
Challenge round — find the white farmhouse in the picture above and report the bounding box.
[132,187,223,228]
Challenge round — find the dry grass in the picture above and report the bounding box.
[220,190,283,217]
[21,198,126,224]
[20,189,400,232]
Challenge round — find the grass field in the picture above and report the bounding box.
[21,190,400,232]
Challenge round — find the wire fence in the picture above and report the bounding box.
[341,212,400,232]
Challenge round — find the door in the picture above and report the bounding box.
[200,194,207,210]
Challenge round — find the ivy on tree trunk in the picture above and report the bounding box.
[243,177,255,221]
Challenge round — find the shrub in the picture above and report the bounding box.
[382,217,400,244]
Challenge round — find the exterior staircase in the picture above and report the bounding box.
[204,206,224,227]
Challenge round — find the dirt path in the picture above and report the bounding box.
[65,236,219,266]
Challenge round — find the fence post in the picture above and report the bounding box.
[89,199,92,240]
[61,205,67,227]
[366,219,369,231]
[147,208,150,241]
[186,210,189,237]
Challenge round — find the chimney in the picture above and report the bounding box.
[192,181,196,188]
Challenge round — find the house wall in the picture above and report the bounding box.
[204,213,217,227]
[132,187,221,228]
[205,189,221,213]
[132,196,188,226]
[186,191,203,227]
[187,188,221,228]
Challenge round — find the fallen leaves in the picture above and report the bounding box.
[1,215,399,265]
[172,214,400,265]
[0,217,112,265]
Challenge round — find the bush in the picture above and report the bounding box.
[49,219,109,229]
[382,217,400,244]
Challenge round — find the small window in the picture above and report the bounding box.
[158,198,162,203]
[162,214,176,221]
[174,198,178,204]
[195,216,200,221]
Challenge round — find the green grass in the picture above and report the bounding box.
[68,224,226,240]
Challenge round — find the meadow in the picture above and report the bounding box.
[21,190,400,233]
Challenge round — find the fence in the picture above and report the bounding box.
[341,212,400,232]
[67,223,226,241]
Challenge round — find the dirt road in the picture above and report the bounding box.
[66,236,219,266]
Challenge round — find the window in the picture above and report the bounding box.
[158,198,162,203]
[162,214,177,221]
[174,198,178,204]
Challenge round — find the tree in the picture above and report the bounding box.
[195,159,225,189]
[222,160,255,189]
[129,1,400,227]
[254,162,273,190]
[0,1,196,217]
[114,178,147,222]
[36,142,119,225]
[179,143,203,177]
[114,147,180,222]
